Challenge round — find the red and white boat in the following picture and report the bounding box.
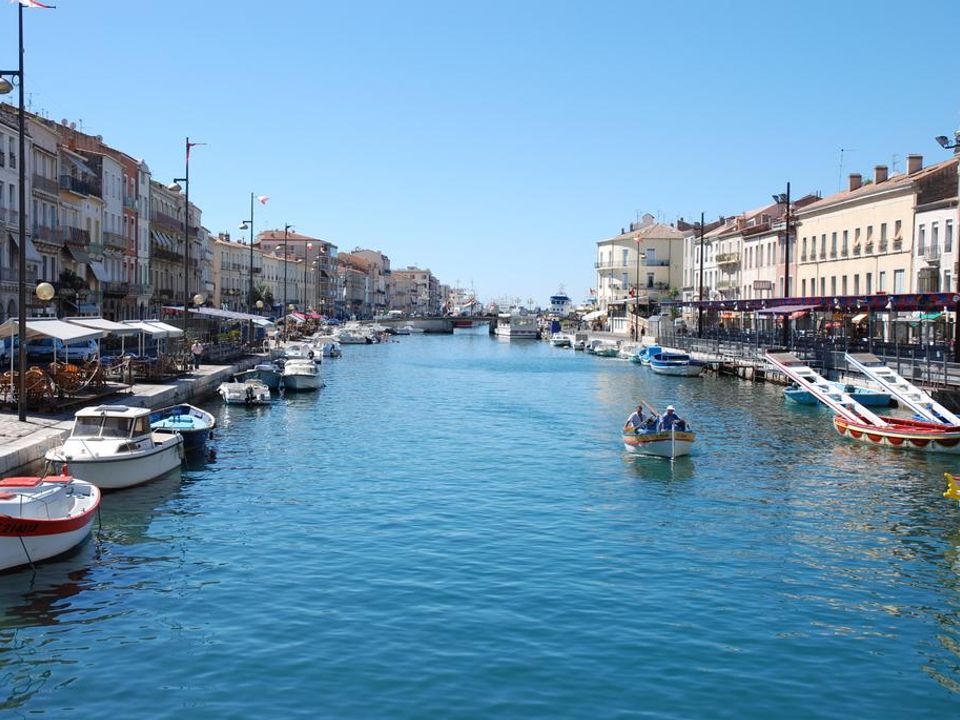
[0,474,101,572]
[766,351,960,454]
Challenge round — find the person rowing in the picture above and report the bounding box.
[624,404,645,433]
[658,405,689,432]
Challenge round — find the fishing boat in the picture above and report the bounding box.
[494,309,539,339]
[549,333,574,348]
[281,358,321,392]
[783,381,892,407]
[234,362,284,391]
[622,427,696,458]
[631,344,662,365]
[592,341,620,357]
[45,405,184,489]
[649,352,704,377]
[149,403,216,453]
[0,474,101,572]
[218,379,272,405]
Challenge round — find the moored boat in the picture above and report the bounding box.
[833,415,960,453]
[650,352,704,376]
[218,379,272,405]
[149,403,216,453]
[0,474,101,572]
[631,344,662,365]
[45,405,184,490]
[784,381,892,407]
[234,362,284,390]
[282,358,321,392]
[549,333,573,348]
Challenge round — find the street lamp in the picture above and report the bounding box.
[697,211,705,338]
[1,2,29,421]
[304,242,313,311]
[633,234,641,340]
[239,192,257,312]
[255,299,263,314]
[773,182,792,346]
[282,224,293,320]
[169,137,202,338]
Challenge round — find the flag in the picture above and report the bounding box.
[13,0,56,8]
[257,195,269,205]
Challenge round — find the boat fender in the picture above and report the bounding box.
[308,351,315,359]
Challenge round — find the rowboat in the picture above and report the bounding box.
[622,426,696,458]
[783,381,892,407]
[833,415,960,453]
[0,474,101,572]
[149,403,216,453]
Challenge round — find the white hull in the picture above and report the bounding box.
[46,438,183,490]
[495,325,539,339]
[650,363,703,377]
[283,373,320,391]
[219,381,271,405]
[622,430,696,458]
[0,478,100,572]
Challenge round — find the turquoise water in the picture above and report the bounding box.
[3,333,960,718]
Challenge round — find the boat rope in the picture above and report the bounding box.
[17,535,35,571]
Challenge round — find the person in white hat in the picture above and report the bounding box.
[658,405,683,432]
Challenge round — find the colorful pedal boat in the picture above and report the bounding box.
[833,415,960,453]
[0,474,101,572]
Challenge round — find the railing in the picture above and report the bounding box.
[716,252,740,264]
[879,240,888,252]
[865,242,874,253]
[31,224,64,246]
[65,226,90,246]
[87,243,104,256]
[123,194,137,210]
[32,174,59,195]
[151,210,181,230]
[0,266,38,284]
[893,238,903,250]
[924,245,940,262]
[59,175,101,197]
[841,246,849,257]
[103,281,130,295]
[130,283,152,295]
[644,259,671,267]
[853,244,862,256]
[104,231,127,250]
[0,208,17,225]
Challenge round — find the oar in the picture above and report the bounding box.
[638,398,660,417]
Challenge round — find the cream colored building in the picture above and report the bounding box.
[795,156,958,299]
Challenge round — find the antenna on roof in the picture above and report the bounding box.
[838,148,855,191]
[891,154,901,174]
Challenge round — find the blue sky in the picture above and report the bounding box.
[5,0,958,306]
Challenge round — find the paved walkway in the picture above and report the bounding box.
[0,357,260,476]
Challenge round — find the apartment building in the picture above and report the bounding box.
[390,266,440,316]
[795,155,959,299]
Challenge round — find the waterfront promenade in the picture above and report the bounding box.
[0,356,259,476]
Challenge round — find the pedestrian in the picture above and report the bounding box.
[191,339,203,370]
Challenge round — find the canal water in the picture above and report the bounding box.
[2,333,960,718]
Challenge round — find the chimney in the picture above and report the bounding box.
[848,173,862,191]
[907,154,923,174]
[874,165,888,184]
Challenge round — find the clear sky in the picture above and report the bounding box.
[5,0,959,306]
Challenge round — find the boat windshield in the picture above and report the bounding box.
[73,415,134,438]
[102,417,134,438]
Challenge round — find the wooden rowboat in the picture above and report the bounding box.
[622,427,696,458]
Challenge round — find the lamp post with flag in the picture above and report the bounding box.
[240,194,268,313]
[634,232,642,340]
[168,137,203,337]
[1,0,53,421]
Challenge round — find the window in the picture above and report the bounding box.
[831,276,837,295]
[879,271,886,292]
[820,277,826,295]
[853,275,860,294]
[866,225,873,242]
[893,269,905,293]
[918,224,926,254]
[894,220,902,237]
[646,272,654,288]
[842,230,848,255]
[947,221,954,253]
[881,223,887,241]
[855,228,861,244]
[946,272,952,293]
[831,232,837,257]
[802,237,807,260]
[842,276,848,295]
[932,222,939,251]
[621,248,629,266]
[802,279,807,295]
[866,273,872,294]
[820,234,827,258]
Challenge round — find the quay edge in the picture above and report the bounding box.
[0,356,263,477]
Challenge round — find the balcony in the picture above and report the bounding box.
[32,173,59,196]
[65,226,90,247]
[853,244,861,256]
[123,194,138,210]
[151,210,182,232]
[104,231,127,251]
[32,224,64,246]
[893,238,903,251]
[865,241,874,254]
[103,281,130,296]
[841,246,849,257]
[716,252,740,266]
[644,259,671,267]
[0,207,18,226]
[716,280,737,291]
[88,243,104,257]
[594,260,626,270]
[59,175,101,197]
[0,266,37,285]
[879,240,888,253]
[923,245,941,265]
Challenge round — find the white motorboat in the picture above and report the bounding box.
[307,334,343,357]
[284,341,322,363]
[0,474,101,572]
[45,405,184,490]
[549,333,573,348]
[218,379,272,405]
[282,358,321,391]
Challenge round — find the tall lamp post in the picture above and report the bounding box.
[935,133,960,362]
[239,193,256,312]
[633,233,641,340]
[697,212,705,338]
[282,224,292,323]
[304,242,313,310]
[0,3,29,421]
[169,137,201,338]
[773,182,791,347]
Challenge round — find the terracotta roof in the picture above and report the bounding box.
[798,156,959,214]
[599,222,685,244]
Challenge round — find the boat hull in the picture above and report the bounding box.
[833,415,960,454]
[0,478,101,572]
[283,373,320,391]
[784,383,892,407]
[650,362,703,377]
[150,404,215,452]
[622,430,696,458]
[45,437,184,490]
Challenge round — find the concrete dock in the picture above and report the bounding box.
[0,356,260,476]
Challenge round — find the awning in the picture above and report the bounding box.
[582,309,606,321]
[65,316,140,336]
[145,320,184,337]
[67,245,91,263]
[62,153,97,177]
[20,318,104,342]
[87,260,107,282]
[851,312,869,324]
[188,306,276,328]
[121,320,172,338]
[755,303,822,315]
[8,232,42,263]
[919,312,943,320]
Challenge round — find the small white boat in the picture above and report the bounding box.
[622,427,696,458]
[218,379,272,405]
[401,324,425,334]
[649,352,704,376]
[550,333,573,348]
[284,341,322,364]
[591,341,620,358]
[494,310,539,339]
[45,405,184,490]
[0,474,101,572]
[282,358,321,391]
